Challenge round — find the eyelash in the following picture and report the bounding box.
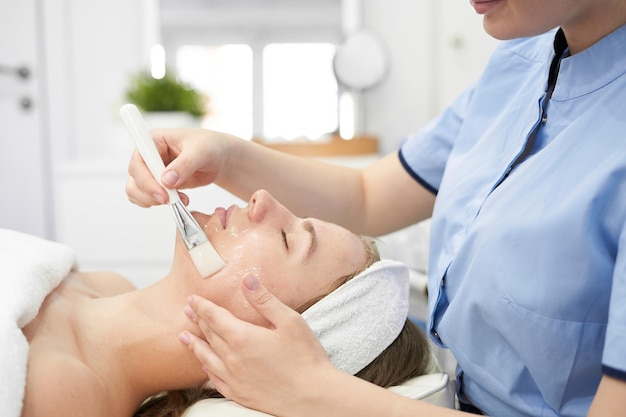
[281,230,289,249]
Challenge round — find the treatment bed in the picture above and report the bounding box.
[183,372,455,416]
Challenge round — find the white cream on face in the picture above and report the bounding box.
[190,190,368,323]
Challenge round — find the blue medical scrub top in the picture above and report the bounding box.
[399,25,626,417]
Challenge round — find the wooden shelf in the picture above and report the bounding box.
[254,134,378,157]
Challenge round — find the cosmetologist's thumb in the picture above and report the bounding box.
[160,142,211,189]
[241,274,293,325]
[161,170,180,188]
[160,145,200,188]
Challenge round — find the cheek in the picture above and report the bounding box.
[209,228,309,317]
[223,231,289,290]
[204,264,271,327]
[235,299,271,327]
[214,229,270,273]
[209,232,282,322]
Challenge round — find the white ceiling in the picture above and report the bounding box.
[159,0,342,36]
[160,0,341,11]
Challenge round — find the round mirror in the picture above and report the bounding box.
[333,30,388,90]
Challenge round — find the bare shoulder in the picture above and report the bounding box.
[21,351,109,417]
[69,270,136,297]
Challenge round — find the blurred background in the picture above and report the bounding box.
[0,0,498,287]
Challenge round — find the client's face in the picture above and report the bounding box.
[189,189,368,325]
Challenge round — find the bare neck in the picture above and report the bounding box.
[562,1,626,54]
[81,276,207,415]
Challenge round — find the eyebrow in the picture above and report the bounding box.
[303,219,317,259]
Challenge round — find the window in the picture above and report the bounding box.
[160,0,342,142]
[262,43,338,141]
[176,45,253,139]
[175,42,337,142]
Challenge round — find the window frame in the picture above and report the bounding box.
[160,3,342,139]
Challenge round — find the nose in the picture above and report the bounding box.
[248,189,283,223]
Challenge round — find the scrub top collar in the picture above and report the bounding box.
[554,23,626,101]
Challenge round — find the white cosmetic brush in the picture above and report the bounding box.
[120,103,225,278]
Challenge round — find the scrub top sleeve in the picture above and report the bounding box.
[602,225,626,381]
[399,86,474,194]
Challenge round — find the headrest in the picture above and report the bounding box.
[302,259,410,375]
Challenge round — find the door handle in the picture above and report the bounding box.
[0,64,30,80]
[0,65,33,111]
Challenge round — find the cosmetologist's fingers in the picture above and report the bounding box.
[184,278,330,412]
[187,295,245,344]
[179,331,215,368]
[155,128,215,188]
[126,149,169,206]
[240,274,301,328]
[180,331,226,373]
[179,331,233,395]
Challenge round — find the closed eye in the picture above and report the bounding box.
[281,230,289,249]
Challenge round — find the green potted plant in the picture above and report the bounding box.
[124,70,207,127]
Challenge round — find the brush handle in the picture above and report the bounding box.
[120,104,180,204]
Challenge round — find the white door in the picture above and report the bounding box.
[0,0,52,238]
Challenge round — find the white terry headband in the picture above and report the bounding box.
[302,259,410,375]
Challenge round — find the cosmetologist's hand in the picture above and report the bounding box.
[126,128,236,207]
[179,274,335,415]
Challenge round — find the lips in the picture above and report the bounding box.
[470,0,500,14]
[213,207,228,229]
[191,209,224,230]
[194,204,238,230]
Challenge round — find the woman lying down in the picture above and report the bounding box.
[19,190,431,417]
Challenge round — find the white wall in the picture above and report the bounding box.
[362,0,436,154]
[43,0,158,163]
[43,0,499,161]
[362,0,499,154]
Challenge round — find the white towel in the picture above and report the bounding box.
[302,259,410,375]
[0,229,76,417]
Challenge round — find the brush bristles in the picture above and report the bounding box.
[189,241,225,278]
